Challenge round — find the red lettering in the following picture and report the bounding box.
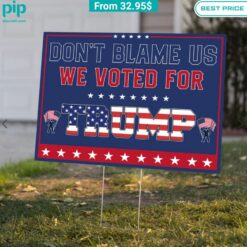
[133,69,144,88]
[60,67,76,86]
[76,67,87,86]
[165,70,176,89]
[123,68,133,88]
[177,70,190,90]
[191,70,204,90]
[145,69,157,88]
[109,68,120,87]
[95,67,107,87]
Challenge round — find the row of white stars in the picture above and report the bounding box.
[113,34,149,39]
[41,148,212,167]
[88,93,169,102]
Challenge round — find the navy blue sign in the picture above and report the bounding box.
[35,32,226,172]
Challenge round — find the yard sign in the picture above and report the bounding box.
[35,33,226,173]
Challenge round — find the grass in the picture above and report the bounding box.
[0,160,59,191]
[0,142,246,246]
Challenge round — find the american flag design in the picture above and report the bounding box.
[61,104,86,135]
[85,105,109,137]
[197,118,216,132]
[35,33,226,173]
[44,110,60,122]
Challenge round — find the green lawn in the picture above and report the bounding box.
[0,142,247,246]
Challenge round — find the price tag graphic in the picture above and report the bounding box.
[35,33,226,173]
[89,0,158,12]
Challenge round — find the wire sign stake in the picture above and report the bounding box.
[137,169,143,231]
[100,165,105,227]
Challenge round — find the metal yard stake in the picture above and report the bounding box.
[137,168,143,231]
[100,165,105,227]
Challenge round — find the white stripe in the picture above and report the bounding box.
[172,109,194,116]
[85,126,96,132]
[99,127,109,133]
[111,106,123,112]
[136,129,148,135]
[171,131,183,137]
[112,128,134,134]
[125,107,137,113]
[112,117,121,123]
[67,125,78,131]
[138,108,170,114]
[157,131,169,136]
[112,117,135,123]
[173,120,195,127]
[139,119,168,125]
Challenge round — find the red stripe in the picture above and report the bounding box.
[170,136,183,142]
[66,130,78,136]
[138,124,169,131]
[136,134,148,140]
[112,133,132,138]
[172,126,194,131]
[112,123,135,129]
[111,112,136,118]
[98,132,109,137]
[157,136,170,141]
[173,115,196,121]
[138,113,170,119]
[124,113,136,118]
[111,112,121,117]
[84,132,97,137]
[37,144,218,171]
[150,36,223,40]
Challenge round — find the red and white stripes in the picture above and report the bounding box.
[136,108,170,140]
[111,106,137,138]
[170,109,196,142]
[111,107,196,141]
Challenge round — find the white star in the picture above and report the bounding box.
[113,34,118,38]
[57,149,65,157]
[109,94,115,99]
[141,95,147,101]
[73,150,81,158]
[120,94,126,100]
[163,96,169,102]
[171,156,179,165]
[152,95,158,101]
[121,153,129,161]
[130,94,136,100]
[98,93,104,99]
[129,35,133,38]
[88,150,97,159]
[137,154,146,163]
[203,158,212,167]
[42,148,50,156]
[105,152,113,160]
[88,93,93,99]
[145,35,149,39]
[154,155,163,164]
[122,34,125,38]
[188,157,197,166]
[137,35,141,39]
